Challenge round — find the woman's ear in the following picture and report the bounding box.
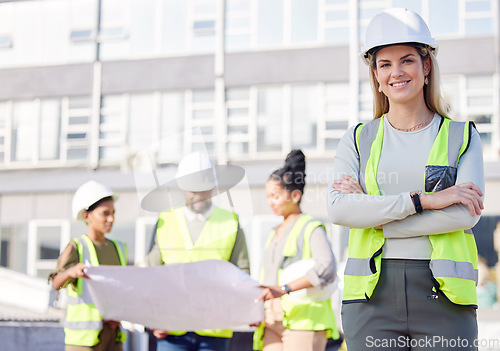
[423,56,431,76]
[291,189,302,203]
[82,211,90,222]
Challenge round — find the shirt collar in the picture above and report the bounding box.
[183,203,214,222]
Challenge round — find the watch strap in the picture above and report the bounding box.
[281,284,291,294]
[411,192,423,214]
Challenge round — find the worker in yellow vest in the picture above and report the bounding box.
[49,180,128,351]
[141,151,250,351]
[328,8,484,351]
[254,150,339,351]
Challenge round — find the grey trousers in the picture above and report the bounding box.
[342,259,477,351]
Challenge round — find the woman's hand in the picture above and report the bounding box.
[67,263,89,279]
[103,320,121,330]
[152,329,169,339]
[420,182,483,216]
[256,285,285,301]
[332,175,365,194]
[333,174,385,229]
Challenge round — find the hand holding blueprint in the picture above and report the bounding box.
[85,260,264,331]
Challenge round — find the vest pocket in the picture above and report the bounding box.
[425,165,457,192]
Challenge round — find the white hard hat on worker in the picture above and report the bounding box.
[360,7,438,66]
[174,151,218,192]
[72,180,118,222]
[141,151,245,212]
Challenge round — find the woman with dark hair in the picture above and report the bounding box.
[253,150,339,351]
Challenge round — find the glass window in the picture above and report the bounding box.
[441,76,461,119]
[158,92,185,161]
[465,18,493,35]
[41,1,67,65]
[100,95,124,161]
[468,96,493,108]
[129,94,155,150]
[257,87,283,152]
[325,27,349,44]
[70,29,93,42]
[68,0,96,62]
[325,10,348,22]
[162,0,188,54]
[193,90,214,103]
[0,102,6,164]
[291,0,318,43]
[12,101,36,162]
[258,0,283,47]
[130,0,156,56]
[99,0,130,60]
[291,85,318,150]
[393,0,421,13]
[0,3,14,67]
[324,0,349,44]
[0,224,28,273]
[39,100,61,161]
[226,87,250,156]
[429,0,459,35]
[325,83,349,122]
[192,0,217,53]
[13,1,43,67]
[466,1,491,12]
[0,35,12,49]
[64,96,91,161]
[225,0,252,51]
[467,75,493,90]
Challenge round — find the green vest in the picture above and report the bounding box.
[343,115,478,307]
[156,207,239,338]
[253,214,339,351]
[65,235,128,346]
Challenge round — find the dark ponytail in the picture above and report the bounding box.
[269,149,306,196]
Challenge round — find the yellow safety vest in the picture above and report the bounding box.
[253,214,339,351]
[65,235,128,346]
[156,207,239,338]
[343,115,478,307]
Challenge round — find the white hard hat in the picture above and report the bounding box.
[174,151,217,192]
[72,180,117,222]
[360,7,438,65]
[141,150,245,211]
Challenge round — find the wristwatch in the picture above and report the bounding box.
[410,191,423,214]
[280,284,291,294]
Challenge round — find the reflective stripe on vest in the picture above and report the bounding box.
[253,214,339,350]
[156,207,238,338]
[344,115,478,306]
[65,235,128,346]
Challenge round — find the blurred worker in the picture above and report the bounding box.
[49,180,128,351]
[254,149,339,351]
[141,151,250,351]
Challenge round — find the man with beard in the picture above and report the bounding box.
[141,151,250,351]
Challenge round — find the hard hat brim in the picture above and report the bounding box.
[360,42,438,66]
[140,165,245,212]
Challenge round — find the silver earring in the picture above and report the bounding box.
[378,85,382,93]
[424,76,429,85]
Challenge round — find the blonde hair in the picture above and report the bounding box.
[368,45,450,120]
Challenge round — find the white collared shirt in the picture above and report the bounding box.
[182,203,214,224]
